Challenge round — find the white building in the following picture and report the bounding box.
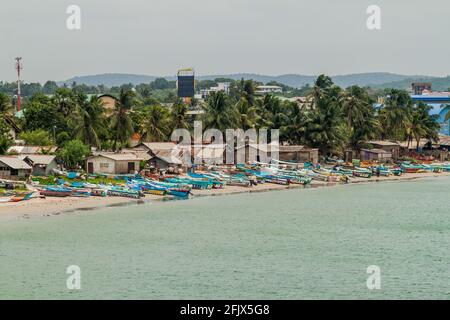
[199,82,230,99]
[255,85,283,94]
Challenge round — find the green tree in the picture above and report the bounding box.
[379,89,413,140]
[203,91,239,131]
[19,129,53,146]
[304,76,347,155]
[70,94,105,148]
[170,100,191,131]
[58,140,90,169]
[42,81,59,94]
[23,94,67,132]
[407,103,440,149]
[141,105,171,142]
[342,86,381,149]
[0,118,13,155]
[109,89,136,150]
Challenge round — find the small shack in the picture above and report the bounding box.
[148,150,183,170]
[360,149,392,162]
[368,141,400,160]
[23,155,58,176]
[234,144,318,164]
[0,156,32,180]
[279,146,319,163]
[85,153,144,175]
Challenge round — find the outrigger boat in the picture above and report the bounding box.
[40,186,73,197]
[0,192,34,203]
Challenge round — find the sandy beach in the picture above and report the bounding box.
[1,171,449,221]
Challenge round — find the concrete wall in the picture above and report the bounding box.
[31,161,58,176]
[87,157,116,175]
[86,157,140,174]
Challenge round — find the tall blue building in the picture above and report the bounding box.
[177,68,195,99]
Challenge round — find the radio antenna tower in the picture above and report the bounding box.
[15,57,23,112]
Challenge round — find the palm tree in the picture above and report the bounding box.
[379,89,413,140]
[407,103,440,149]
[141,105,171,142]
[341,86,371,128]
[70,94,105,148]
[203,91,239,131]
[170,100,190,131]
[110,89,136,151]
[303,76,347,155]
[341,86,381,149]
[284,103,310,145]
[235,97,259,130]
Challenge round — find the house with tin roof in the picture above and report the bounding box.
[85,153,144,175]
[0,156,32,180]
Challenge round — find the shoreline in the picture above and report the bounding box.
[1,172,449,221]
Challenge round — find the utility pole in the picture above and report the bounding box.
[15,57,23,112]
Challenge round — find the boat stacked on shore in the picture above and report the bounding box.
[1,160,449,204]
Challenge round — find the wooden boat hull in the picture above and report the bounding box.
[40,190,72,197]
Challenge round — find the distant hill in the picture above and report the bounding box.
[371,76,450,91]
[62,72,443,89]
[60,73,158,87]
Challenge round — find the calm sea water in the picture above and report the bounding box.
[1,178,449,299]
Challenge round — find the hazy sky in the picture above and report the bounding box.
[1,0,449,83]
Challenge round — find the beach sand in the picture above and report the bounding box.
[1,171,449,221]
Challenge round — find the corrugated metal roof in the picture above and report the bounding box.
[88,153,144,161]
[24,155,56,165]
[0,156,32,170]
[368,140,400,147]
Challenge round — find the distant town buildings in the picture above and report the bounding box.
[198,82,230,99]
[255,85,283,95]
[411,82,432,95]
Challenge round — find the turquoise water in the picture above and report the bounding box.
[1,178,449,299]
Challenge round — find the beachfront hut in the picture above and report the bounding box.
[234,144,318,164]
[148,150,183,170]
[360,149,392,162]
[279,146,319,163]
[134,142,179,154]
[85,153,144,175]
[0,156,32,180]
[23,155,58,176]
[367,141,401,160]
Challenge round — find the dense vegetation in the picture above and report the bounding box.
[0,75,447,165]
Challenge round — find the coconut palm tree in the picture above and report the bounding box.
[203,91,239,131]
[110,89,136,150]
[379,89,413,141]
[235,97,259,130]
[170,100,190,131]
[407,103,440,149]
[141,105,171,142]
[303,76,347,155]
[70,94,105,148]
[341,86,371,129]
